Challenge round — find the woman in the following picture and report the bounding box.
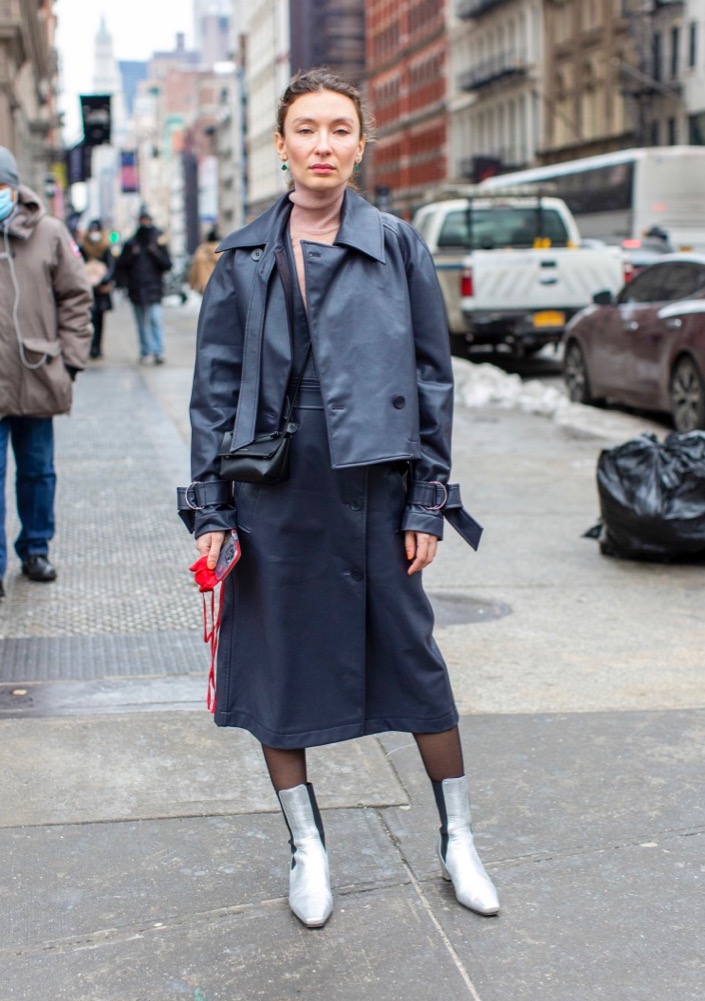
[80,219,114,359]
[187,226,220,295]
[179,68,498,929]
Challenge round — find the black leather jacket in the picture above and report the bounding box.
[183,189,481,548]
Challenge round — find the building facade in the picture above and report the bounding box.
[365,0,449,217]
[539,0,632,162]
[449,0,543,181]
[194,0,233,66]
[245,0,367,217]
[0,0,60,201]
[246,0,290,216]
[289,0,366,81]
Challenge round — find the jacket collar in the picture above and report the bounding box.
[219,188,386,263]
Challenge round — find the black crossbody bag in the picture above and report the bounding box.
[217,250,311,484]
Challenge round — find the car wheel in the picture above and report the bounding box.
[670,355,705,431]
[563,340,593,404]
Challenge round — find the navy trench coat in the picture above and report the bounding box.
[180,190,482,747]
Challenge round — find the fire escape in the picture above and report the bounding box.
[619,0,685,146]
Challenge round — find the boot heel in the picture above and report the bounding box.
[440,854,451,882]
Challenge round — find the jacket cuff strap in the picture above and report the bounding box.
[406,481,483,551]
[177,480,233,512]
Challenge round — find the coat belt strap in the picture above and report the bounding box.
[407,481,483,551]
[177,480,233,512]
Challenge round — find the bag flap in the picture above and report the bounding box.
[218,431,284,460]
[218,423,299,460]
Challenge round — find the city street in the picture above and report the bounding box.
[1,293,703,1000]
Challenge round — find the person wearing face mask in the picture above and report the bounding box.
[115,208,172,364]
[0,146,92,596]
[80,219,115,359]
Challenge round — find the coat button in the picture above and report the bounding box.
[350,497,363,511]
[350,568,364,581]
[393,395,406,409]
[251,249,263,261]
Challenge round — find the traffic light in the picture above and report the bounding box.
[109,231,120,244]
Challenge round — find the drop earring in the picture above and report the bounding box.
[281,160,288,171]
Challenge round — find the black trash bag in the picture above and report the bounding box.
[594,431,705,562]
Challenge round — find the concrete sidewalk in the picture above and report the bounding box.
[1,294,704,1000]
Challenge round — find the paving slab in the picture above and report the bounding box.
[0,711,407,827]
[380,709,705,875]
[4,882,482,1001]
[0,809,406,949]
[424,832,705,1001]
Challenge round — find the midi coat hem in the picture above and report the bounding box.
[213,707,460,749]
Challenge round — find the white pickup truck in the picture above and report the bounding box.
[412,191,627,356]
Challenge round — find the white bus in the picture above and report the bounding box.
[479,146,705,251]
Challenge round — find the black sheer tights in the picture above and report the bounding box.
[261,726,464,793]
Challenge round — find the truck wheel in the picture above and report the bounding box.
[670,355,705,431]
[563,341,593,404]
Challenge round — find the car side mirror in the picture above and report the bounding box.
[592,289,614,306]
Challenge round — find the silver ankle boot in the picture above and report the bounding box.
[433,776,499,916]
[277,783,333,928]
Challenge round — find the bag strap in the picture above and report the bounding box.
[275,243,312,427]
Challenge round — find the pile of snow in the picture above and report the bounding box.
[452,357,575,420]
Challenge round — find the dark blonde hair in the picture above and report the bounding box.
[276,67,375,141]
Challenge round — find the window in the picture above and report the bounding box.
[618,263,705,305]
[618,265,670,304]
[689,22,697,68]
[689,111,705,145]
[436,207,571,250]
[671,25,680,79]
[668,116,677,145]
[660,263,705,301]
[653,32,662,82]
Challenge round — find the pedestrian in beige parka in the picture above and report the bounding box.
[0,146,92,594]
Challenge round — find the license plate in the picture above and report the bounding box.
[533,310,565,328]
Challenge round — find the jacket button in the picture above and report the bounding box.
[350,497,363,511]
[350,567,364,581]
[393,395,406,409]
[251,249,263,261]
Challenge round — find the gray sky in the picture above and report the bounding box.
[55,0,193,140]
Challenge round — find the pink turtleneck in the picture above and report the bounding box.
[288,184,346,306]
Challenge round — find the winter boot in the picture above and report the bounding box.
[277,783,333,928]
[433,775,499,915]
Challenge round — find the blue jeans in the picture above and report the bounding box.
[0,416,56,579]
[132,302,165,358]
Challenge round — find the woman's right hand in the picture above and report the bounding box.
[196,531,226,570]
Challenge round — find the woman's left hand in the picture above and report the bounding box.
[404,531,438,575]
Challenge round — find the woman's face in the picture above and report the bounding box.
[275,89,366,193]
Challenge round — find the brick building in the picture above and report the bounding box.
[365,0,449,217]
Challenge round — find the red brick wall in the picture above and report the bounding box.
[365,0,448,215]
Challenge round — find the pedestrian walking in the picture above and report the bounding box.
[179,68,498,928]
[0,146,92,594]
[115,208,171,364]
[187,227,220,295]
[80,219,114,359]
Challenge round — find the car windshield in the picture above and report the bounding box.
[437,207,571,249]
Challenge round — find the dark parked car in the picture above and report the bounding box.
[563,255,705,431]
